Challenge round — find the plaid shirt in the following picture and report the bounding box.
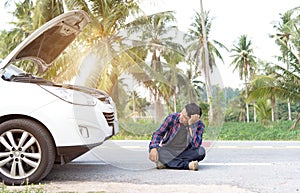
[149,113,205,150]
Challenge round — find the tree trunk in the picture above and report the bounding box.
[246,102,249,122]
[290,114,300,130]
[288,99,292,121]
[286,55,292,121]
[155,97,163,123]
[173,91,177,113]
[132,91,136,122]
[253,102,257,122]
[151,50,163,123]
[245,77,249,123]
[200,0,214,124]
[271,96,275,122]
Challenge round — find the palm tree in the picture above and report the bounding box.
[270,7,300,129]
[254,98,272,125]
[248,40,300,128]
[185,9,228,124]
[125,11,184,122]
[225,94,246,122]
[271,10,294,121]
[61,0,139,93]
[273,51,300,129]
[32,0,64,29]
[200,10,211,123]
[162,47,197,112]
[127,91,151,118]
[159,61,191,112]
[230,34,257,122]
[247,75,277,122]
[0,31,11,59]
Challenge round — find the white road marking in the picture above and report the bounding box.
[252,146,274,149]
[70,161,273,166]
[213,146,238,149]
[201,163,273,166]
[285,146,300,149]
[100,145,300,149]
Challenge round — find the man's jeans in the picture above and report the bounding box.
[158,146,206,169]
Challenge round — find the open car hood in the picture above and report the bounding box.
[0,10,90,72]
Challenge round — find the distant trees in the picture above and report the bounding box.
[1,1,299,127]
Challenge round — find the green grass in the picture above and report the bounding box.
[218,121,300,140]
[1,182,46,193]
[112,119,160,140]
[113,120,300,141]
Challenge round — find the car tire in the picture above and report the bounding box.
[0,118,56,185]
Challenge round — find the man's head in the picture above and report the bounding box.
[185,103,202,117]
[179,103,202,124]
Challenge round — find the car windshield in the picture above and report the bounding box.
[1,63,53,85]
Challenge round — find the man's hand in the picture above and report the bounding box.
[188,114,200,125]
[149,148,158,162]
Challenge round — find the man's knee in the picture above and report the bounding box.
[197,146,206,161]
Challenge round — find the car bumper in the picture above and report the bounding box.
[30,98,119,147]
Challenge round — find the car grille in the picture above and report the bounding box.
[103,112,114,128]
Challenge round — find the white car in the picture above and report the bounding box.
[0,10,119,185]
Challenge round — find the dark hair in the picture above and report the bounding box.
[185,103,202,117]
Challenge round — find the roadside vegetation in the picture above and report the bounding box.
[113,120,300,140]
[0,0,299,139]
[218,121,300,140]
[1,182,45,193]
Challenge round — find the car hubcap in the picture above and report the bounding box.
[0,129,41,179]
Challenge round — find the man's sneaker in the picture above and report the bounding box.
[156,161,166,169]
[188,161,198,171]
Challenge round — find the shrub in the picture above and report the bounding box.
[217,121,300,140]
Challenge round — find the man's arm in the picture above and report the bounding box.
[188,114,200,136]
[149,114,173,150]
[148,114,175,162]
[189,119,205,148]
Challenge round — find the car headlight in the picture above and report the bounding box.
[40,86,97,106]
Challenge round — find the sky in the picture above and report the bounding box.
[1,0,299,88]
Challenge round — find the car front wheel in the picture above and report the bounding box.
[0,119,55,185]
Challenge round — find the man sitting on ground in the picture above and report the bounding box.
[149,103,206,170]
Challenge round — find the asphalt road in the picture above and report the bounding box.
[42,140,300,193]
